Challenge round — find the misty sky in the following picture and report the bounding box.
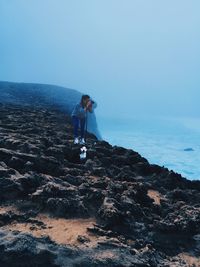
[0,0,200,119]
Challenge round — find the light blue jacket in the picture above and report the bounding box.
[71,100,97,119]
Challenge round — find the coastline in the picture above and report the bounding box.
[0,102,199,266]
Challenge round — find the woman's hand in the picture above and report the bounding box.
[85,100,93,112]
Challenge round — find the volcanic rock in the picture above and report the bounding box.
[0,92,199,266]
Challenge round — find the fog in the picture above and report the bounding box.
[0,0,200,120]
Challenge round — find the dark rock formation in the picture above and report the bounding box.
[0,99,199,266]
[0,81,102,139]
[184,148,194,152]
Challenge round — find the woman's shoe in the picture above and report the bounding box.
[74,137,79,144]
[79,138,85,145]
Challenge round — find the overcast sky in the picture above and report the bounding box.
[0,0,200,119]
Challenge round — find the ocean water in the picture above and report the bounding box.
[98,116,200,180]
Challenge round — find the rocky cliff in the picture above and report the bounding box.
[0,87,199,266]
[0,81,102,140]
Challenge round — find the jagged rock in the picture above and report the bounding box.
[84,159,96,170]
[18,172,48,195]
[77,235,90,243]
[0,102,199,266]
[112,145,127,155]
[31,182,77,200]
[0,230,77,267]
[155,205,200,234]
[64,147,81,163]
[98,197,123,227]
[33,156,63,175]
[61,174,85,186]
[46,197,88,217]
[91,167,107,177]
[8,156,25,170]
[0,179,22,200]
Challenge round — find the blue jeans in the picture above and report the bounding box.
[72,116,86,139]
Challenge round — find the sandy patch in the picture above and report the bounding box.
[0,205,19,214]
[2,213,98,247]
[179,253,200,267]
[147,190,164,205]
[94,250,116,259]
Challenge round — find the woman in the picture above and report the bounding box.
[71,94,96,144]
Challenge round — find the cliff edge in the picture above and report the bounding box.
[0,85,199,266]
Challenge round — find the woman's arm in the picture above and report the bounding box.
[86,99,97,113]
[71,103,80,116]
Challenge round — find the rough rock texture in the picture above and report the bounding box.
[0,102,199,266]
[0,81,102,139]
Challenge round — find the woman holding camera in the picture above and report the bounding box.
[71,94,97,144]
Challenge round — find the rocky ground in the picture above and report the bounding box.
[0,102,200,267]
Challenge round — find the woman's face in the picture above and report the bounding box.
[83,98,90,106]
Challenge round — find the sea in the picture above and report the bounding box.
[98,116,200,181]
